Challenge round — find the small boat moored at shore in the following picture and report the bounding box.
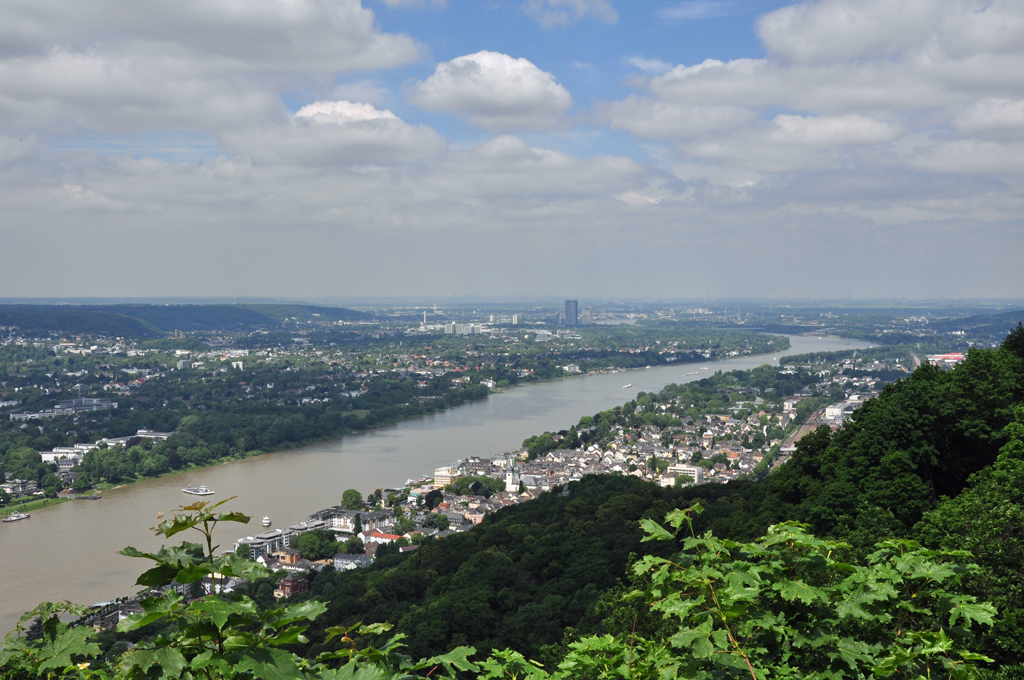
[182,485,214,496]
[2,513,30,522]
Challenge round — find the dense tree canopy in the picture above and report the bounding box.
[677,344,1024,547]
[340,490,363,511]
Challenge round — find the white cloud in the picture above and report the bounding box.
[522,0,618,28]
[0,0,419,71]
[601,96,756,138]
[627,56,672,75]
[683,114,902,172]
[601,0,1024,179]
[954,99,1024,137]
[900,140,1024,175]
[221,101,446,166]
[0,0,419,134]
[410,51,573,131]
[295,101,399,124]
[757,0,946,63]
[767,114,899,146]
[0,0,1021,300]
[3,142,1021,299]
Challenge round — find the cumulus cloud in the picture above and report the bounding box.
[602,0,1024,179]
[221,101,446,166]
[522,0,618,28]
[410,51,573,131]
[757,0,947,63]
[0,0,419,134]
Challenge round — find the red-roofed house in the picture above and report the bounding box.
[361,530,402,545]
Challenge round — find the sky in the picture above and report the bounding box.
[1,0,1023,301]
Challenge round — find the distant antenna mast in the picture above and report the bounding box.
[233,287,237,305]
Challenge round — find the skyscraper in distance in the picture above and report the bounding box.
[564,300,578,326]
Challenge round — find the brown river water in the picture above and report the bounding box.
[0,334,870,632]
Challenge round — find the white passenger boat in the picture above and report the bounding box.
[622,383,632,388]
[2,513,30,522]
[262,515,272,527]
[182,485,214,496]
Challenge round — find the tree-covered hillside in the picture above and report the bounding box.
[0,304,372,338]
[679,331,1024,546]
[292,475,683,661]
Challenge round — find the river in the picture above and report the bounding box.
[0,334,870,631]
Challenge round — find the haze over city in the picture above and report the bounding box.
[1,0,1023,299]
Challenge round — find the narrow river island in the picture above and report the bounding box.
[0,334,871,632]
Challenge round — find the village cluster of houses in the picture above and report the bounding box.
[1,429,174,499]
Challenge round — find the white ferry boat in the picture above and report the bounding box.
[182,485,214,496]
[622,383,632,388]
[262,515,272,527]
[2,512,30,522]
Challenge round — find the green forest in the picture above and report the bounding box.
[0,304,372,339]
[3,325,1024,679]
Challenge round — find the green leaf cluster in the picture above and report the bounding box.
[1,505,996,680]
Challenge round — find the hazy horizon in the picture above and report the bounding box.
[1,296,1023,312]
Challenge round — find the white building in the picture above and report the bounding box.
[668,463,704,485]
[434,466,459,489]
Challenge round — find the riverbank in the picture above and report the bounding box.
[0,333,872,634]
[24,345,795,516]
[2,496,70,514]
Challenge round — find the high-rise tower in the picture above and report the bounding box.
[564,299,578,326]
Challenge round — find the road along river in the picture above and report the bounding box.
[0,334,870,631]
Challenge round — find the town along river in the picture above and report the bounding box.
[0,334,871,631]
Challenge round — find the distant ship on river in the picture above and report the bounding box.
[182,486,214,496]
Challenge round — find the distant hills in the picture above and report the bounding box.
[928,308,1024,335]
[0,303,373,339]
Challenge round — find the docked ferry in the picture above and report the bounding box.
[2,513,30,522]
[182,485,214,496]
